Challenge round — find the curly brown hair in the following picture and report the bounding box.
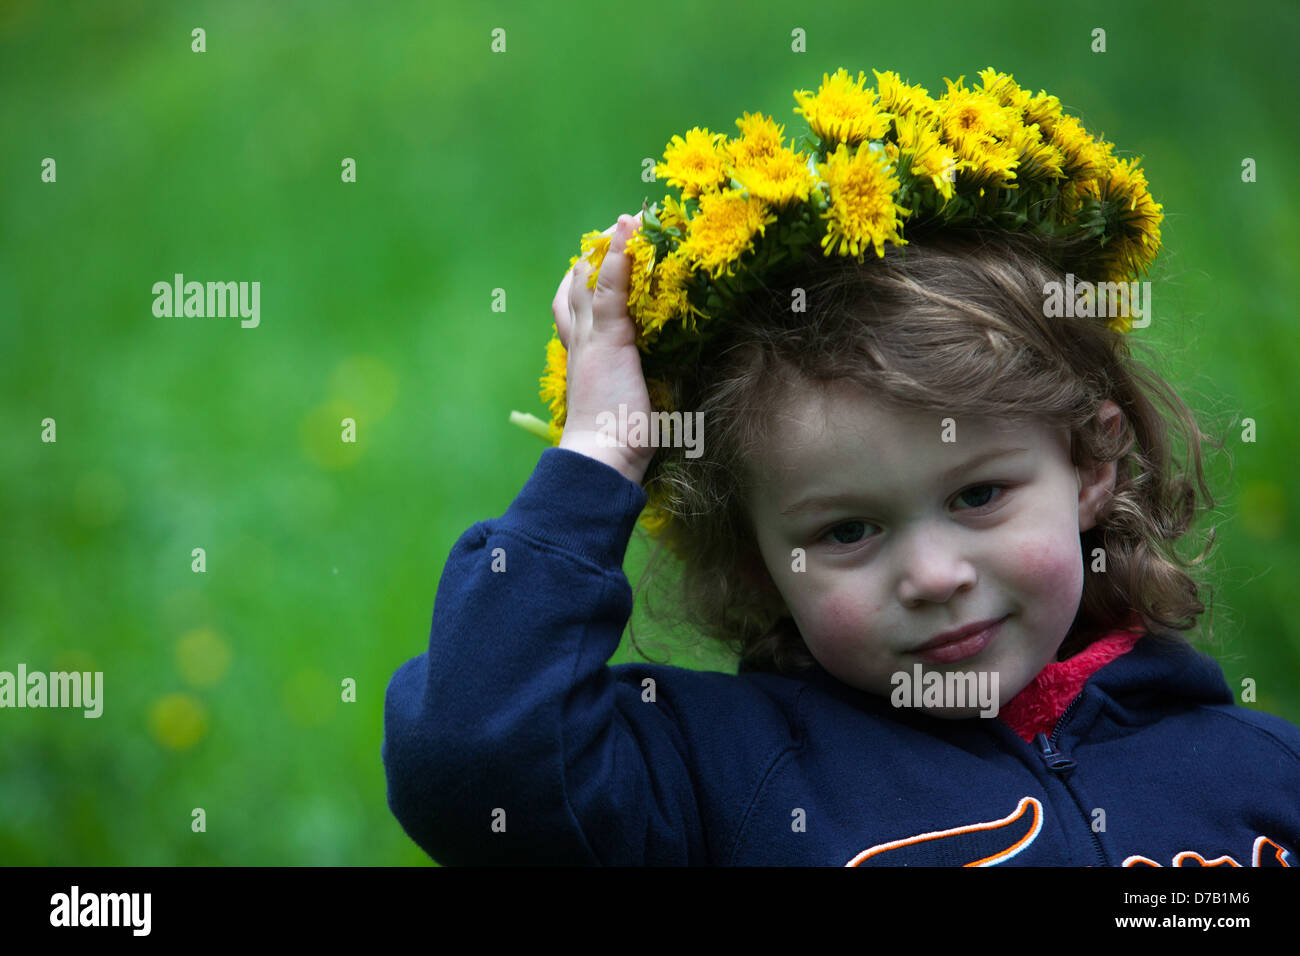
[626,224,1231,675]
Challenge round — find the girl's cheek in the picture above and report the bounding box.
[807,591,877,650]
[1008,536,1083,598]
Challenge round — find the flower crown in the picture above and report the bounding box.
[509,66,1165,539]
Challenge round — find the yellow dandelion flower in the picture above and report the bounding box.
[657,194,690,235]
[1051,114,1113,182]
[733,149,817,207]
[632,245,701,340]
[873,69,940,122]
[976,67,1032,114]
[539,330,567,419]
[727,112,786,166]
[1052,118,1118,223]
[656,127,730,199]
[1093,155,1164,280]
[938,75,1020,141]
[1022,90,1064,140]
[817,142,911,261]
[725,112,817,207]
[937,76,1022,189]
[678,188,778,279]
[1006,121,1065,184]
[894,111,963,202]
[961,134,1021,191]
[569,230,613,290]
[973,70,1072,187]
[623,228,657,313]
[793,68,894,146]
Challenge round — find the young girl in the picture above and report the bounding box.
[382,68,1300,866]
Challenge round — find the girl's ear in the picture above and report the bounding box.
[1077,400,1125,532]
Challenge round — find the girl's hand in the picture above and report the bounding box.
[552,213,656,486]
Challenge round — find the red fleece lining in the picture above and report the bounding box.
[998,623,1146,742]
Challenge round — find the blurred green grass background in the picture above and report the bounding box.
[1,0,1298,865]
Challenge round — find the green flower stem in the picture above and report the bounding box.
[509,410,555,443]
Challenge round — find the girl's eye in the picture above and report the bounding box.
[955,483,1003,510]
[817,485,1007,546]
[822,520,872,546]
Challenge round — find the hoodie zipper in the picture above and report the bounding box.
[1033,694,1108,866]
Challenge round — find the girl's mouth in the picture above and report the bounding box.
[915,616,1007,664]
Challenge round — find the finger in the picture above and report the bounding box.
[591,216,636,328]
[552,265,575,347]
[559,214,639,345]
[568,257,594,337]
[579,220,623,292]
[600,211,642,233]
[576,215,635,282]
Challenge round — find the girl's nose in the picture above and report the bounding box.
[895,528,978,606]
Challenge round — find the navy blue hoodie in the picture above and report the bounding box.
[383,447,1300,865]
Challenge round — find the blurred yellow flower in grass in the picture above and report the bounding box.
[73,470,126,528]
[1239,480,1286,542]
[53,650,98,674]
[283,667,334,728]
[299,398,362,470]
[176,627,231,688]
[330,355,397,423]
[148,692,208,751]
[794,68,893,146]
[817,142,910,261]
[678,188,778,280]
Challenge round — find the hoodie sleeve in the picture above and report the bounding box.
[381,446,710,865]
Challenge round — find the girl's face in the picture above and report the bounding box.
[745,380,1120,718]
